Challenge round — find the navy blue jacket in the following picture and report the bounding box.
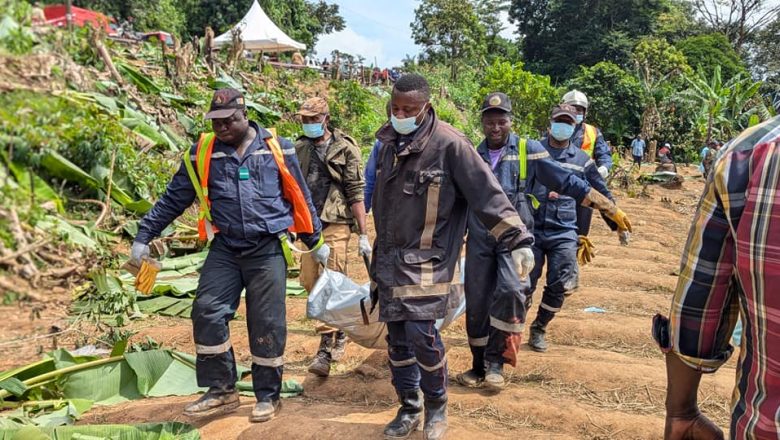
[136,122,322,250]
[363,139,382,212]
[530,138,613,234]
[471,134,592,233]
[571,123,612,170]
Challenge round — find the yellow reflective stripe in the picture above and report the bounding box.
[391,282,451,299]
[518,137,527,180]
[583,124,597,158]
[489,215,522,240]
[528,194,541,210]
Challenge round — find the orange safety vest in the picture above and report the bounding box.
[184,132,315,242]
[580,123,598,158]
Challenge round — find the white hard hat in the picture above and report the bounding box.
[562,89,589,109]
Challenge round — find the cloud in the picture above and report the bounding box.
[314,27,389,67]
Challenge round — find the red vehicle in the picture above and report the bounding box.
[42,4,117,35]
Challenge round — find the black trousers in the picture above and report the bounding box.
[191,235,287,402]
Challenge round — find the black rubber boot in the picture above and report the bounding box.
[383,389,423,439]
[423,395,447,440]
[529,322,548,352]
[308,333,333,377]
[456,345,486,388]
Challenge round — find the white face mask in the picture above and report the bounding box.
[391,105,427,135]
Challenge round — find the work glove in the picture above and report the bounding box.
[124,242,159,295]
[619,230,631,246]
[358,234,372,258]
[312,243,331,266]
[511,247,535,280]
[130,241,150,264]
[598,166,609,179]
[577,235,595,266]
[582,189,633,233]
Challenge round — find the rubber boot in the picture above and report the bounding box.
[331,330,348,361]
[308,333,333,377]
[183,387,240,418]
[383,389,423,439]
[423,395,447,440]
[484,362,505,391]
[528,322,548,352]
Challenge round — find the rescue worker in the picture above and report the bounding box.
[372,74,536,440]
[294,97,371,377]
[130,89,329,423]
[458,93,624,390]
[561,90,614,248]
[526,105,631,352]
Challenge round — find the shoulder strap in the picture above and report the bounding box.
[183,133,216,221]
[518,137,528,180]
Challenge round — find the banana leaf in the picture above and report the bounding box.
[115,62,162,95]
[1,154,64,213]
[34,217,99,251]
[209,70,243,92]
[0,422,200,440]
[38,152,150,215]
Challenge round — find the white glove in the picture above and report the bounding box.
[131,241,150,264]
[619,230,630,246]
[598,166,609,179]
[312,243,331,266]
[511,247,535,279]
[358,234,372,257]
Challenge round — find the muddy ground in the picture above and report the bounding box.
[0,165,738,439]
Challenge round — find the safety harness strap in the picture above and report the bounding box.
[517,138,540,210]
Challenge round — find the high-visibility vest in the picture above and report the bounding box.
[580,123,598,158]
[516,137,540,209]
[183,132,315,242]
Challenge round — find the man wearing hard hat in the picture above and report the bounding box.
[560,90,627,254]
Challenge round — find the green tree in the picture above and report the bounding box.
[679,66,763,142]
[566,62,644,143]
[632,37,691,140]
[478,60,560,136]
[412,0,485,81]
[508,0,668,80]
[676,33,747,82]
[475,0,520,63]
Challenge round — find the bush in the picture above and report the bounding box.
[327,80,387,155]
[478,60,560,137]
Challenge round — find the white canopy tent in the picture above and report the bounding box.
[213,0,306,53]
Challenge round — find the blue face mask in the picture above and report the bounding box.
[391,105,427,135]
[576,114,584,124]
[550,122,575,141]
[302,122,325,139]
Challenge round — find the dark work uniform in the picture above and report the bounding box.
[570,123,611,236]
[527,138,612,328]
[136,122,322,403]
[465,134,591,371]
[371,110,533,399]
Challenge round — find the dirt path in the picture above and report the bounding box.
[1,166,737,439]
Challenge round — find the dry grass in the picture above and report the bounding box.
[449,401,543,432]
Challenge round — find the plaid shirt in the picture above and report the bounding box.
[667,115,780,439]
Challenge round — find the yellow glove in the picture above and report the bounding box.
[577,235,595,266]
[607,208,632,233]
[582,189,633,233]
[123,257,161,295]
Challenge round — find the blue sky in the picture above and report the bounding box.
[314,0,514,68]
